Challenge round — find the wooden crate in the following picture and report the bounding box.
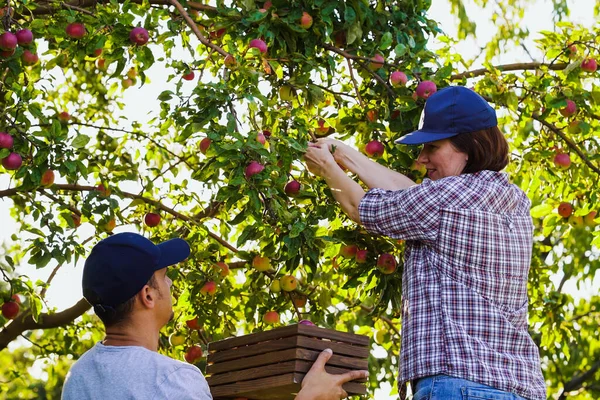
[206,323,370,400]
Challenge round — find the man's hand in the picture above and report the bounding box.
[295,349,369,400]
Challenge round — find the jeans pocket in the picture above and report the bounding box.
[462,387,515,400]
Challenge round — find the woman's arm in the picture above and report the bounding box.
[323,139,417,190]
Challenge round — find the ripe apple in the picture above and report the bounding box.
[280,275,297,292]
[553,153,571,169]
[369,54,385,71]
[416,80,437,99]
[252,255,271,271]
[1,301,19,319]
[284,180,301,196]
[15,29,33,46]
[584,211,597,227]
[557,202,573,218]
[93,48,103,57]
[97,183,111,197]
[565,43,577,58]
[2,152,22,170]
[390,71,408,87]
[144,212,161,227]
[338,244,358,259]
[365,140,384,158]
[122,78,134,89]
[21,50,38,66]
[11,294,21,304]
[224,54,237,69]
[214,262,230,277]
[249,38,267,54]
[71,213,81,228]
[377,253,397,274]
[559,100,577,117]
[65,23,86,39]
[263,310,279,324]
[270,279,281,292]
[186,317,201,330]
[279,85,295,101]
[366,109,378,122]
[355,249,368,263]
[298,319,315,326]
[184,345,203,363]
[182,70,195,81]
[0,32,18,51]
[315,119,329,135]
[256,131,266,145]
[58,111,71,122]
[581,58,597,73]
[105,218,116,232]
[0,132,14,149]
[245,161,265,178]
[200,281,217,296]
[130,27,149,46]
[209,28,226,40]
[333,30,346,48]
[0,48,15,58]
[299,12,313,29]
[40,170,55,187]
[291,293,307,307]
[97,58,107,70]
[262,130,272,138]
[199,137,211,154]
[169,332,186,347]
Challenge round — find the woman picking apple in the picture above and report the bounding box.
[304,86,546,400]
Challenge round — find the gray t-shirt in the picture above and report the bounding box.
[61,342,212,399]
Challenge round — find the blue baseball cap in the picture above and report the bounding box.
[395,86,497,145]
[82,232,190,310]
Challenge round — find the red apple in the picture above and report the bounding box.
[365,140,384,158]
[214,261,230,277]
[369,54,385,71]
[96,183,111,197]
[249,38,268,54]
[558,202,573,218]
[390,71,408,87]
[553,153,571,169]
[200,281,217,296]
[0,48,15,58]
[0,132,14,149]
[315,119,329,135]
[186,317,201,330]
[333,31,346,48]
[559,100,577,117]
[40,170,55,187]
[93,48,103,57]
[65,23,86,39]
[209,28,226,40]
[21,50,38,66]
[252,255,271,272]
[1,301,19,319]
[0,32,17,51]
[263,1,272,9]
[184,345,203,363]
[58,111,71,122]
[97,58,106,70]
[366,109,378,122]
[377,253,397,274]
[245,161,264,178]
[416,80,437,99]
[284,180,300,197]
[182,70,195,81]
[263,311,279,324]
[256,131,266,145]
[581,58,597,73]
[72,213,81,228]
[130,27,149,46]
[15,29,33,46]
[291,293,307,307]
[338,244,358,259]
[199,137,211,154]
[11,294,21,304]
[144,212,161,227]
[299,12,313,29]
[298,319,316,326]
[565,43,577,58]
[355,249,368,263]
[2,152,22,170]
[262,130,272,138]
[122,78,134,89]
[224,54,237,69]
[105,218,116,232]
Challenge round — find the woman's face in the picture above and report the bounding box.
[417,139,468,180]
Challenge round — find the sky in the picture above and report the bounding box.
[0,0,598,396]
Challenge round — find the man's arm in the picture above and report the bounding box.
[295,349,368,400]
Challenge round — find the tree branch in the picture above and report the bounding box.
[0,298,91,350]
[561,359,600,394]
[451,62,569,80]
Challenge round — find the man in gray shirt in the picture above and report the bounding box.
[62,233,366,399]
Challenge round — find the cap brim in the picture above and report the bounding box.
[395,130,460,145]
[156,238,191,270]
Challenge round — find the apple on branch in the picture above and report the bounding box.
[280,275,297,292]
[15,29,33,46]
[130,27,149,46]
[553,153,571,169]
[40,170,55,187]
[390,71,408,87]
[200,281,217,296]
[65,23,86,39]
[365,140,384,158]
[284,180,301,196]
[199,137,211,154]
[2,152,22,170]
[338,244,358,259]
[184,345,203,364]
[377,253,397,274]
[557,202,573,218]
[144,213,161,227]
[0,132,14,149]
[263,311,279,324]
[252,255,271,272]
[1,301,19,319]
[416,80,437,99]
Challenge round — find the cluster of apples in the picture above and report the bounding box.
[0,28,38,65]
[338,244,397,274]
[557,202,596,227]
[0,132,21,170]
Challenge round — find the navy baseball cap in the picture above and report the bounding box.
[396,86,497,145]
[82,232,190,310]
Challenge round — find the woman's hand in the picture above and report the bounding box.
[304,140,338,178]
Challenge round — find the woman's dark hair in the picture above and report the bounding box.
[97,274,159,327]
[449,126,509,173]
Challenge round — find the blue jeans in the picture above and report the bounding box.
[413,375,528,400]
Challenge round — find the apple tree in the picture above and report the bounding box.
[0,0,599,398]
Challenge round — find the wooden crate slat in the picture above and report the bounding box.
[295,348,369,370]
[209,324,369,352]
[296,335,370,358]
[208,336,298,364]
[208,359,367,387]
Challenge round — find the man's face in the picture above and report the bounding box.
[153,268,174,326]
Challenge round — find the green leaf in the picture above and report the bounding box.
[379,32,393,50]
[71,135,91,149]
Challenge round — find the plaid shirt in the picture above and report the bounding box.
[358,170,546,400]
